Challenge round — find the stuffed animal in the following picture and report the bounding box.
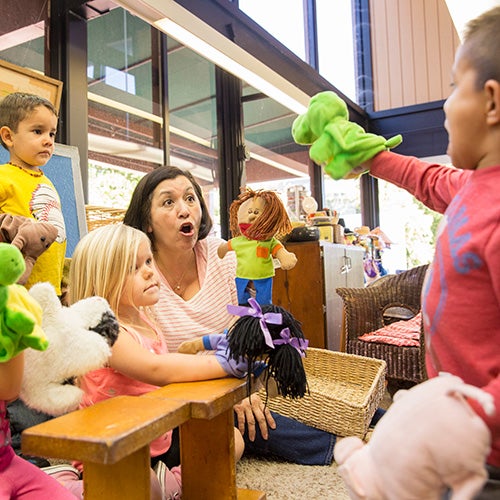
[20,282,119,416]
[178,298,309,399]
[218,187,297,305]
[292,91,402,180]
[334,374,495,500]
[0,242,48,362]
[0,213,58,284]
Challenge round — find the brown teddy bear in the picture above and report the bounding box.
[0,213,58,284]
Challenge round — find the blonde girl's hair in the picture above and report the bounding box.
[69,224,149,317]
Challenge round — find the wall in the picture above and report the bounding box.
[369,0,460,110]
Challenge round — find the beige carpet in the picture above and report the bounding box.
[236,388,393,499]
[237,455,349,499]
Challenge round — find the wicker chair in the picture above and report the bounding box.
[336,264,429,394]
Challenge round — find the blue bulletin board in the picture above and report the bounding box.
[0,143,87,257]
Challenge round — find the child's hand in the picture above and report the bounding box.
[177,337,204,354]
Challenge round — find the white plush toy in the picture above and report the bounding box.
[334,374,495,500]
[20,282,119,416]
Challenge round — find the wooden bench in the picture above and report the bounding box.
[143,378,265,499]
[22,378,266,500]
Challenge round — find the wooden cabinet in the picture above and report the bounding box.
[272,241,364,350]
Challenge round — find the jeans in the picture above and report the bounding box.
[7,398,52,467]
[239,411,336,465]
[240,407,386,466]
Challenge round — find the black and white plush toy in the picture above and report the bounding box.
[20,282,119,416]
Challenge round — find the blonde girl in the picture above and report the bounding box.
[68,224,246,499]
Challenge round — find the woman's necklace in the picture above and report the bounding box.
[171,267,189,294]
[157,251,194,296]
[8,162,43,177]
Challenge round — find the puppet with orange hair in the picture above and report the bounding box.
[218,188,297,305]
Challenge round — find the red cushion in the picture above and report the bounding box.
[358,312,421,347]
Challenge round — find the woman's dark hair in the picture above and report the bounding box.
[123,166,213,249]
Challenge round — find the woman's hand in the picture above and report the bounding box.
[234,394,276,441]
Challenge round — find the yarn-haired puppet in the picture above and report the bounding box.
[178,297,309,400]
[218,188,297,305]
[292,91,402,180]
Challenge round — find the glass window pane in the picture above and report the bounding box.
[88,8,156,115]
[243,86,310,220]
[323,176,362,232]
[87,9,221,233]
[378,178,441,273]
[238,0,306,61]
[316,0,357,102]
[0,0,46,75]
[167,38,221,235]
[87,7,162,207]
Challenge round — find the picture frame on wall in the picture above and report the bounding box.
[0,58,63,112]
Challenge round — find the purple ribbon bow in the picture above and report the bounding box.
[272,328,309,357]
[227,298,282,348]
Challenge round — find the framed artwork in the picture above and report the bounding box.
[0,59,63,113]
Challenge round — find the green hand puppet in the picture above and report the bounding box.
[292,91,402,180]
[0,242,48,362]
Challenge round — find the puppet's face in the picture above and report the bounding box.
[237,196,266,235]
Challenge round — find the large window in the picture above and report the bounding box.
[238,0,306,61]
[0,0,47,95]
[316,0,357,101]
[86,7,222,231]
[378,175,442,273]
[239,0,357,102]
[167,38,221,233]
[242,86,310,218]
[87,7,160,208]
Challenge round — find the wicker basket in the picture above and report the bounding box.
[260,348,386,438]
[85,205,126,231]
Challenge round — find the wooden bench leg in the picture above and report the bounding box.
[83,445,151,500]
[180,408,236,499]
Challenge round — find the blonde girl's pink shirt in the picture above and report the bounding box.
[78,321,171,457]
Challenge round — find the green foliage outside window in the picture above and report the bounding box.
[88,162,144,208]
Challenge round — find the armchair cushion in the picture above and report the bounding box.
[358,312,421,347]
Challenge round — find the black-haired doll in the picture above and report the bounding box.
[178,298,309,400]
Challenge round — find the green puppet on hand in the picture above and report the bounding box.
[292,91,402,180]
[0,243,48,362]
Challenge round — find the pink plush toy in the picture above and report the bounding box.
[334,374,495,500]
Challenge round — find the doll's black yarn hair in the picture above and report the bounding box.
[226,298,309,399]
